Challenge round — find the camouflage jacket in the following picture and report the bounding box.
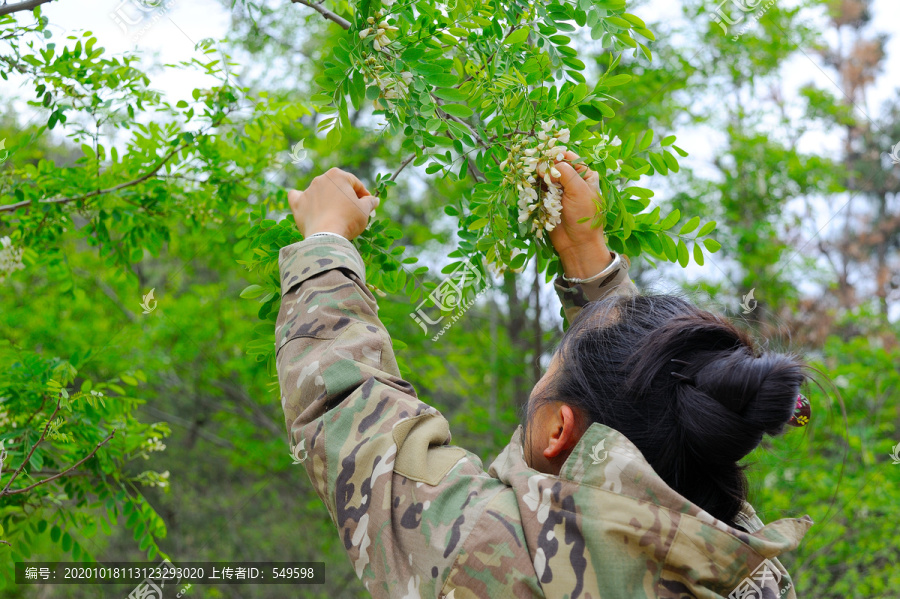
[275,236,813,599]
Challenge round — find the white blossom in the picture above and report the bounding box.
[0,236,25,284]
[499,120,569,236]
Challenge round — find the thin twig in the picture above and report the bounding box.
[291,0,350,30]
[3,431,116,496]
[389,154,416,182]
[0,397,61,495]
[0,142,191,213]
[1,112,229,214]
[0,0,55,17]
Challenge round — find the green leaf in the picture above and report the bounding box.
[602,74,632,87]
[425,73,459,87]
[432,88,467,102]
[693,243,704,266]
[440,103,474,118]
[648,152,668,175]
[663,150,680,172]
[240,284,265,299]
[510,253,528,270]
[697,221,716,237]
[660,233,677,261]
[659,209,680,230]
[590,100,615,118]
[578,103,604,121]
[703,238,722,253]
[506,27,530,45]
[468,217,490,230]
[676,239,689,267]
[679,216,700,235]
[639,129,653,151]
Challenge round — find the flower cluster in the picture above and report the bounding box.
[142,436,166,457]
[499,121,571,239]
[359,5,411,106]
[359,9,398,53]
[0,407,15,429]
[136,469,170,489]
[0,236,24,284]
[598,133,624,175]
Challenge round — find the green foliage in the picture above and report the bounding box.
[303,0,718,281]
[0,343,170,579]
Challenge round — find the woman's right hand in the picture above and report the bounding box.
[547,151,614,280]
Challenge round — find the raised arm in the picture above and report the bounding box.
[547,152,638,323]
[275,169,524,597]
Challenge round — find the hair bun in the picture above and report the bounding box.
[665,323,805,464]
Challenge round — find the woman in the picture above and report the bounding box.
[275,156,813,598]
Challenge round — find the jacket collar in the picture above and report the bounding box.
[490,423,813,556]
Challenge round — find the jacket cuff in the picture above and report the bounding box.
[554,253,637,323]
[278,236,367,294]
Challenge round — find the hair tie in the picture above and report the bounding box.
[788,393,811,427]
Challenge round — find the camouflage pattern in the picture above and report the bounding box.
[554,253,639,324]
[275,236,813,598]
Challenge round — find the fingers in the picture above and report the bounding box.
[329,167,371,198]
[360,195,380,213]
[561,151,588,174]
[553,162,591,195]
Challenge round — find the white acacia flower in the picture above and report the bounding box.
[0,236,25,284]
[497,120,572,237]
[359,28,371,39]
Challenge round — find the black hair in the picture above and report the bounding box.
[529,293,806,529]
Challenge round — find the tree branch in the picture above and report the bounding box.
[389,154,416,182]
[211,379,282,436]
[2,431,115,496]
[0,0,55,17]
[0,140,192,213]
[291,0,350,30]
[141,405,234,449]
[0,396,61,496]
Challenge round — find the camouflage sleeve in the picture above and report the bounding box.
[553,252,639,323]
[274,236,520,598]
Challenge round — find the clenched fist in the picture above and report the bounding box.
[288,168,380,241]
[547,151,613,279]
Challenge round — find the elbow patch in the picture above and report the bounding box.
[393,413,467,486]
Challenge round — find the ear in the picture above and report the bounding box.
[542,404,581,459]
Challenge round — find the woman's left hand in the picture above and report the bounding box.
[288,168,380,240]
